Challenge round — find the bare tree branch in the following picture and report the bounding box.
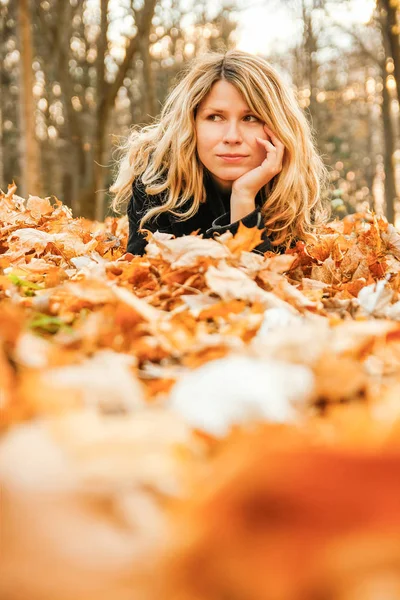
[331,22,384,68]
[100,0,158,123]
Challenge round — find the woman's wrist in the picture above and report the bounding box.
[230,190,256,223]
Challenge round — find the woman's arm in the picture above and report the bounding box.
[205,208,274,254]
[126,178,170,255]
[126,193,147,255]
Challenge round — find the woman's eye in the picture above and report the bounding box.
[207,114,223,121]
[243,115,259,122]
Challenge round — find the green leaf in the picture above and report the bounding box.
[29,313,72,335]
[7,273,43,296]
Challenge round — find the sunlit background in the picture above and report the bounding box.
[1,0,400,226]
[237,0,376,54]
[4,6,400,599]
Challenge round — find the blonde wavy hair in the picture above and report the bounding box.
[111,50,328,247]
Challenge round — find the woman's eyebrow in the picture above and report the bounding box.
[200,107,253,114]
[200,106,224,113]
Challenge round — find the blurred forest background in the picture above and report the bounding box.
[1,0,400,223]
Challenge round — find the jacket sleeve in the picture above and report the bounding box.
[205,208,274,254]
[126,179,170,255]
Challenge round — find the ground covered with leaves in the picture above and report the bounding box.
[2,185,400,600]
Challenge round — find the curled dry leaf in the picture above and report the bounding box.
[205,260,295,309]
[145,231,230,267]
[26,196,54,220]
[358,280,393,317]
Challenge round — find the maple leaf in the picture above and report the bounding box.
[357,218,383,256]
[26,196,54,220]
[7,228,98,259]
[93,231,123,257]
[238,251,266,277]
[222,222,265,256]
[338,244,368,281]
[330,234,353,262]
[145,231,230,267]
[311,257,342,285]
[262,253,296,273]
[306,234,337,263]
[205,261,295,309]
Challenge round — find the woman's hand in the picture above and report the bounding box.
[230,125,285,223]
[233,124,285,196]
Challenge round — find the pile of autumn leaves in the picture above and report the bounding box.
[2,184,400,419]
[3,184,400,600]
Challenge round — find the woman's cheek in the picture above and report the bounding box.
[198,124,216,153]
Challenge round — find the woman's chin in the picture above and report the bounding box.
[213,167,250,181]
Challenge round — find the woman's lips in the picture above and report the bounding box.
[217,155,248,162]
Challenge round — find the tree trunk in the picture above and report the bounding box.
[90,0,158,221]
[380,0,400,101]
[378,9,399,223]
[17,0,42,197]
[365,99,377,207]
[0,101,4,190]
[302,0,319,134]
[91,0,109,222]
[140,34,157,122]
[381,76,397,223]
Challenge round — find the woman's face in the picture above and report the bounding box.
[195,79,268,192]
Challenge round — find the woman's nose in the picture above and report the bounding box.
[222,120,243,144]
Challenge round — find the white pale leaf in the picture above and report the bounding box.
[206,261,293,309]
[169,356,314,437]
[44,350,144,412]
[145,232,230,267]
[254,307,304,340]
[382,224,400,260]
[358,279,393,316]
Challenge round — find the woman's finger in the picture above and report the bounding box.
[261,132,285,164]
[263,124,284,147]
[256,137,276,151]
[265,140,276,152]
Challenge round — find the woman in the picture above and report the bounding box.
[111,50,327,256]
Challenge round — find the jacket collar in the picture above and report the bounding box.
[203,171,231,220]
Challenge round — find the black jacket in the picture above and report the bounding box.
[126,174,275,256]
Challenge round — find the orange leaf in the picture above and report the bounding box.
[224,222,265,255]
